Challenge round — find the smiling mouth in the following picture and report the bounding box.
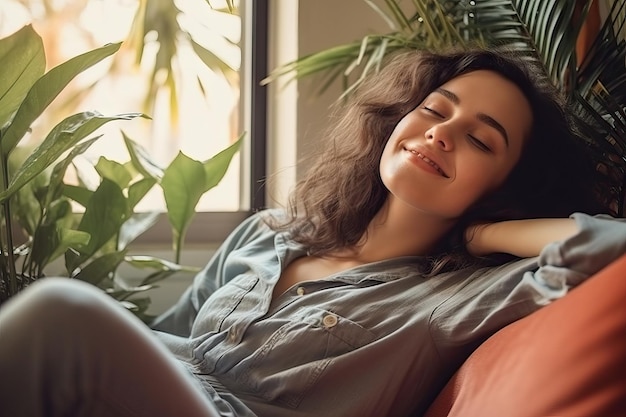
[405,148,449,178]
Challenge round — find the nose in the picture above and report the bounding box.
[425,123,454,151]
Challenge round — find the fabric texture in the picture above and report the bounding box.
[150,209,626,417]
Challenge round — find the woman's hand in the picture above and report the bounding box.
[465,218,579,258]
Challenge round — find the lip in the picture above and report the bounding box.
[402,145,450,178]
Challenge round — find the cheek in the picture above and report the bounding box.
[457,160,511,201]
[379,140,398,182]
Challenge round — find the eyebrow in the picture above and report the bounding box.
[434,88,510,147]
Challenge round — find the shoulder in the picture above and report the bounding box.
[223,208,287,246]
[248,207,291,231]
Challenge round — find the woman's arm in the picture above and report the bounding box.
[433,213,626,352]
[466,218,579,258]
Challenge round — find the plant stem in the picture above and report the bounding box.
[175,232,182,265]
[1,154,18,296]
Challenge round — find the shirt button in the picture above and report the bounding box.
[296,287,305,296]
[322,314,338,328]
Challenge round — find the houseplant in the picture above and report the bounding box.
[266,0,626,216]
[0,24,241,320]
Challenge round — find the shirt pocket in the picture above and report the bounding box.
[192,274,260,336]
[238,306,377,408]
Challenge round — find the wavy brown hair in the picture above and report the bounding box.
[271,47,608,274]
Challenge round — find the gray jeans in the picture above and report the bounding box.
[0,278,228,417]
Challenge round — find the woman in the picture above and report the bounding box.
[1,48,625,417]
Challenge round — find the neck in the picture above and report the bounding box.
[331,197,456,264]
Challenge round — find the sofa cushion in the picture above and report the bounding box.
[424,254,626,417]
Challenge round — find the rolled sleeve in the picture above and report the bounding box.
[537,213,626,289]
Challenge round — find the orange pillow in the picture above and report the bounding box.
[425,254,626,417]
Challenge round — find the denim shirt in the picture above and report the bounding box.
[151,210,626,417]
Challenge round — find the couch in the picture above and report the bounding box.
[424,254,626,417]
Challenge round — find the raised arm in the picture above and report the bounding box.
[432,213,626,356]
[466,218,579,258]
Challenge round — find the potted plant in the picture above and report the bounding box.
[266,0,626,216]
[0,25,241,321]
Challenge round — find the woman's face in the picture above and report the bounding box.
[379,69,532,221]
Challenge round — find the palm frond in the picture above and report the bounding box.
[263,0,478,91]
[513,1,585,92]
[573,90,626,216]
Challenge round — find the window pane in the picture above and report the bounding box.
[0,0,243,212]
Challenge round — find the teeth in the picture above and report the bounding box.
[411,150,446,176]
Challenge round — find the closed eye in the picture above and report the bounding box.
[421,106,444,118]
[468,135,492,153]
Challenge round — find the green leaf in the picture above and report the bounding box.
[45,136,101,207]
[0,112,144,203]
[139,269,179,286]
[95,157,133,189]
[28,199,74,266]
[162,135,241,261]
[11,177,44,236]
[61,184,94,208]
[126,254,198,272]
[0,25,45,130]
[73,250,127,285]
[126,255,195,286]
[118,296,153,313]
[122,131,164,180]
[76,178,130,259]
[46,228,91,267]
[1,42,122,155]
[127,177,157,209]
[161,152,207,245]
[28,222,61,275]
[29,199,90,272]
[118,211,160,250]
[203,134,242,190]
[41,198,73,227]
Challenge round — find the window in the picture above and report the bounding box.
[0,0,267,243]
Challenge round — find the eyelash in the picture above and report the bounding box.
[421,106,492,153]
[468,135,491,153]
[422,106,442,117]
